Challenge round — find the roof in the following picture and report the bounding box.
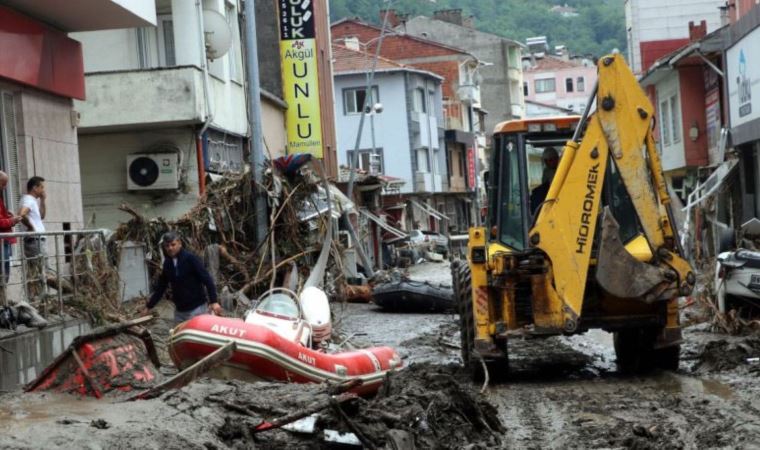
[494,115,581,134]
[331,44,443,80]
[525,54,587,71]
[401,15,524,48]
[331,17,477,60]
[639,25,727,87]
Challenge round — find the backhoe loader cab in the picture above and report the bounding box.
[452,54,695,375]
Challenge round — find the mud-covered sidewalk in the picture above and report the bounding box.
[2,262,760,449]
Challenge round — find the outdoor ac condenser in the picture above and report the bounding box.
[126,153,179,190]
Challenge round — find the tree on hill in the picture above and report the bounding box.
[329,0,626,59]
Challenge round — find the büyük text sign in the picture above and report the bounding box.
[278,0,323,157]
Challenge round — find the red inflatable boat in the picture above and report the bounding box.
[169,315,402,395]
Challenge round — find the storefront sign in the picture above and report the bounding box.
[466,147,476,190]
[705,88,721,164]
[727,27,760,129]
[277,0,323,157]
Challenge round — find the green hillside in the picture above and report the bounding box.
[330,0,626,59]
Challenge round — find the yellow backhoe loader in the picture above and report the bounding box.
[452,54,695,374]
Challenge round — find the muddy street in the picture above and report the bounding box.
[2,261,760,449]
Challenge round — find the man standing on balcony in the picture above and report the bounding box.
[18,176,47,300]
[0,172,22,287]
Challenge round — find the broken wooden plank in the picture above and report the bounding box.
[127,340,236,401]
[253,392,356,433]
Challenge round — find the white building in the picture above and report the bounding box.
[72,0,279,228]
[332,44,445,196]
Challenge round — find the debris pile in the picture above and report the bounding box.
[110,167,351,316]
[209,362,504,449]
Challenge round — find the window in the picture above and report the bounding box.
[136,28,152,69]
[157,16,175,67]
[413,88,427,113]
[347,149,384,173]
[534,78,556,93]
[226,4,239,81]
[659,99,671,145]
[670,96,681,143]
[577,77,585,92]
[344,86,379,115]
[428,90,436,116]
[416,147,430,172]
[523,81,529,96]
[565,78,574,93]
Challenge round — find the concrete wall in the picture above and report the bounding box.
[625,0,723,74]
[401,16,525,131]
[79,127,200,229]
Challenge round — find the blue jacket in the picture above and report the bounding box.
[147,248,217,312]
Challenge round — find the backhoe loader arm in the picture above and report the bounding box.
[529,54,695,333]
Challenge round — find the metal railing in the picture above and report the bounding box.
[0,230,108,317]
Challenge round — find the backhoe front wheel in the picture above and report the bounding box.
[451,261,508,380]
[451,260,475,370]
[614,327,680,373]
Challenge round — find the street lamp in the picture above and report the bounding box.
[366,102,383,175]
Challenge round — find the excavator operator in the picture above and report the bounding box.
[530,147,559,214]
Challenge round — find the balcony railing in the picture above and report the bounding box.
[0,230,109,317]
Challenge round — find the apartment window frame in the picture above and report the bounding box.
[347,148,384,173]
[670,95,681,143]
[226,3,240,82]
[416,147,430,173]
[343,86,379,115]
[523,81,529,96]
[659,99,672,146]
[577,76,585,92]
[413,87,427,113]
[534,78,556,94]
[565,77,574,93]
[157,15,176,67]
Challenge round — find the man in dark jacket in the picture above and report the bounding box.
[142,232,221,324]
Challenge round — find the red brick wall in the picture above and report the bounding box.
[640,38,689,73]
[730,0,759,23]
[679,66,708,167]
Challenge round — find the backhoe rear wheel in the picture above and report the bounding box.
[614,327,679,373]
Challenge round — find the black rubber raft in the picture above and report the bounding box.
[372,280,455,313]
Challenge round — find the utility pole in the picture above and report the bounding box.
[243,0,268,248]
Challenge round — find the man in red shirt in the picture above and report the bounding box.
[0,171,22,284]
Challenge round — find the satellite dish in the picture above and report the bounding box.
[203,9,232,60]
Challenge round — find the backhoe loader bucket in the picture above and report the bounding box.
[595,207,670,302]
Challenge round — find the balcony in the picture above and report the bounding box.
[76,66,247,135]
[414,172,434,193]
[2,0,156,32]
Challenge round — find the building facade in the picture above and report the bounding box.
[0,2,155,232]
[332,18,485,233]
[397,9,526,133]
[522,41,597,117]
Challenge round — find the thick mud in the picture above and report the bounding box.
[2,262,760,449]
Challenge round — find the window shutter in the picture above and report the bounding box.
[1,92,21,211]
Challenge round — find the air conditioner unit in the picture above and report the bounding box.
[127,153,179,190]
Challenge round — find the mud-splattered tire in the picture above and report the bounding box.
[451,260,475,370]
[614,327,679,373]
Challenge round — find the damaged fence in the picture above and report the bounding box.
[0,229,117,322]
